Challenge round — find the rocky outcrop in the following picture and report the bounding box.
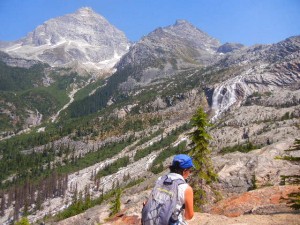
[213,139,300,194]
[217,42,245,53]
[147,89,203,112]
[210,185,300,217]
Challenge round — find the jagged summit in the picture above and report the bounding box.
[116,19,221,85]
[174,19,189,26]
[21,7,119,47]
[0,7,130,73]
[166,19,220,50]
[75,6,95,14]
[172,19,200,30]
[173,19,201,30]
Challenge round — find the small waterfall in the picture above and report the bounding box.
[211,76,251,121]
[212,84,237,120]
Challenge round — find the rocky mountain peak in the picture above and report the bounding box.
[75,6,95,15]
[116,20,221,87]
[19,7,125,47]
[174,19,190,26]
[0,8,130,73]
[173,19,201,32]
[141,19,220,51]
[167,19,221,49]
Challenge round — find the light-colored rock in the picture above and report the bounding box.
[213,139,300,194]
[210,185,300,217]
[0,7,130,72]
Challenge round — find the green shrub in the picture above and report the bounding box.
[134,124,190,161]
[96,156,130,178]
[14,217,31,225]
[220,142,258,154]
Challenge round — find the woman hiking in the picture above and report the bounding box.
[142,154,194,225]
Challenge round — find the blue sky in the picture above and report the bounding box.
[0,0,299,46]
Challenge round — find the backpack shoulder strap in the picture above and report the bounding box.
[166,174,186,185]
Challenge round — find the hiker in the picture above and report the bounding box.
[142,154,194,225]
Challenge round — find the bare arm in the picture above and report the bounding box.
[184,185,194,220]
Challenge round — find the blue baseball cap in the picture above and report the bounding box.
[172,154,194,169]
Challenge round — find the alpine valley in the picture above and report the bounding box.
[0,7,299,225]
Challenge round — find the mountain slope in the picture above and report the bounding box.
[0,51,91,137]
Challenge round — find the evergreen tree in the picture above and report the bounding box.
[84,185,92,208]
[72,184,78,204]
[14,217,31,225]
[188,107,218,211]
[35,190,42,211]
[0,192,5,217]
[109,189,122,216]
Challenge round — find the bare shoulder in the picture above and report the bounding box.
[185,184,193,193]
[184,185,193,198]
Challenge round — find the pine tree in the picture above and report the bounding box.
[35,190,42,211]
[189,107,218,211]
[14,186,20,221]
[72,183,78,204]
[84,185,92,208]
[109,189,122,216]
[0,192,5,217]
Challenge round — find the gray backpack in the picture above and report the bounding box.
[141,175,185,225]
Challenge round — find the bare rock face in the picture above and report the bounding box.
[0,7,130,72]
[210,185,300,217]
[0,51,41,68]
[213,139,300,194]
